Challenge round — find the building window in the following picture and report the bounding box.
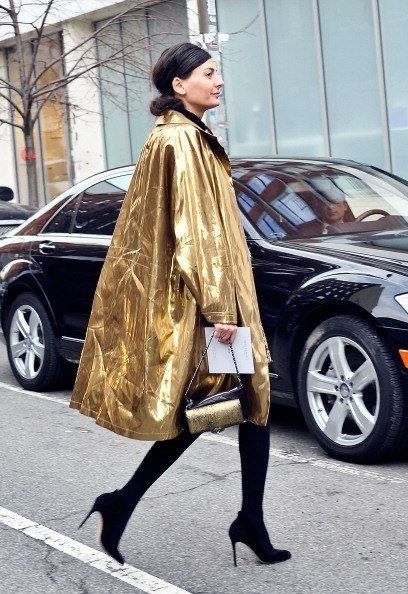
[216,0,274,157]
[215,0,408,179]
[7,33,72,205]
[264,0,325,156]
[318,0,384,167]
[378,0,408,178]
[95,1,189,169]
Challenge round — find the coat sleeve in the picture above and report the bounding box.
[169,127,237,325]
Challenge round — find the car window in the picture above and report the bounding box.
[236,188,286,240]
[233,163,408,240]
[42,195,79,233]
[72,174,132,235]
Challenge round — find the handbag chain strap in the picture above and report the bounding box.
[183,329,243,400]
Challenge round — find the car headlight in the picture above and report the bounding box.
[395,293,408,313]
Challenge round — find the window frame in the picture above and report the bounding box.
[39,192,80,234]
[70,173,132,237]
[234,180,293,242]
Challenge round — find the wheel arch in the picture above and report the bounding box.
[1,276,58,338]
[289,301,388,402]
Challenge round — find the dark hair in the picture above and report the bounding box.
[150,42,211,116]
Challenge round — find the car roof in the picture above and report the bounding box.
[230,156,359,165]
[88,156,364,178]
[4,156,393,238]
[73,156,371,188]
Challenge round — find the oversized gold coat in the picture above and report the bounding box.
[69,109,271,440]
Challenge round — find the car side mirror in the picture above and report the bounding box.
[0,187,14,202]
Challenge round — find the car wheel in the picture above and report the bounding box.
[297,314,408,463]
[5,292,69,391]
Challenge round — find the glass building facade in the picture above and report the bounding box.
[216,0,408,178]
[96,1,189,169]
[6,0,408,204]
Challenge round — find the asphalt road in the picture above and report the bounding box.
[1,336,408,594]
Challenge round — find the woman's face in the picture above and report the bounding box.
[172,58,224,117]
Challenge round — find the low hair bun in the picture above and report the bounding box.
[150,94,183,117]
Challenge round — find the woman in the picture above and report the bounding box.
[70,42,291,567]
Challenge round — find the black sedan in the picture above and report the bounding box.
[0,186,37,235]
[1,158,408,464]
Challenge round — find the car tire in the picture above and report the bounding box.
[5,292,69,391]
[297,314,408,464]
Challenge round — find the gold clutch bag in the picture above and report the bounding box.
[183,330,246,434]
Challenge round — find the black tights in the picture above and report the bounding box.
[119,422,270,527]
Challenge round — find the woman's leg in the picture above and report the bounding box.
[230,421,291,564]
[88,429,200,563]
[238,421,270,530]
[119,428,200,511]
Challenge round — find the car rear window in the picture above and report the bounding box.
[72,175,132,235]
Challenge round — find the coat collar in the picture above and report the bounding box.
[155,108,213,136]
[155,109,231,174]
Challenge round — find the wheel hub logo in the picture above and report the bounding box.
[339,382,351,397]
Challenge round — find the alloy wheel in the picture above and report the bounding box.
[306,335,380,446]
[9,305,45,379]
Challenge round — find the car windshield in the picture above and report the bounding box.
[233,162,408,241]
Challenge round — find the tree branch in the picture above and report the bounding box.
[29,2,145,92]
[31,28,156,102]
[0,76,24,97]
[0,89,24,117]
[8,0,28,97]
[53,32,150,87]
[0,116,23,129]
[31,39,146,101]
[26,0,56,86]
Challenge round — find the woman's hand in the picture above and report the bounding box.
[213,323,237,343]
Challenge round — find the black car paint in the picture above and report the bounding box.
[1,160,408,408]
[0,203,37,221]
[249,234,408,397]
[0,195,37,236]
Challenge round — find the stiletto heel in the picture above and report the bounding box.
[77,489,130,565]
[230,538,237,566]
[78,505,96,529]
[228,511,291,566]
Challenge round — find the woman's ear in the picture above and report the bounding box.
[172,77,186,96]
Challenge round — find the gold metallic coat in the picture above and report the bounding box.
[69,109,271,440]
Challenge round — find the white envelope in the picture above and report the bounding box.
[204,326,255,374]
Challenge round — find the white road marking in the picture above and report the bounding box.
[0,381,66,404]
[202,433,408,485]
[1,380,407,486]
[0,506,191,594]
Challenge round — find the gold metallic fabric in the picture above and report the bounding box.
[69,109,271,440]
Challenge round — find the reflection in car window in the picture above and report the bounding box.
[43,195,78,233]
[246,174,272,195]
[237,190,285,240]
[306,175,346,203]
[273,193,316,226]
[233,163,408,240]
[72,174,132,235]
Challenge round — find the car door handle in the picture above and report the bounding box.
[39,241,56,253]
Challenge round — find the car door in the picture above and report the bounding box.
[234,174,292,331]
[233,172,319,394]
[30,173,132,357]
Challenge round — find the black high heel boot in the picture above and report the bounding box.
[78,489,131,565]
[228,511,291,566]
